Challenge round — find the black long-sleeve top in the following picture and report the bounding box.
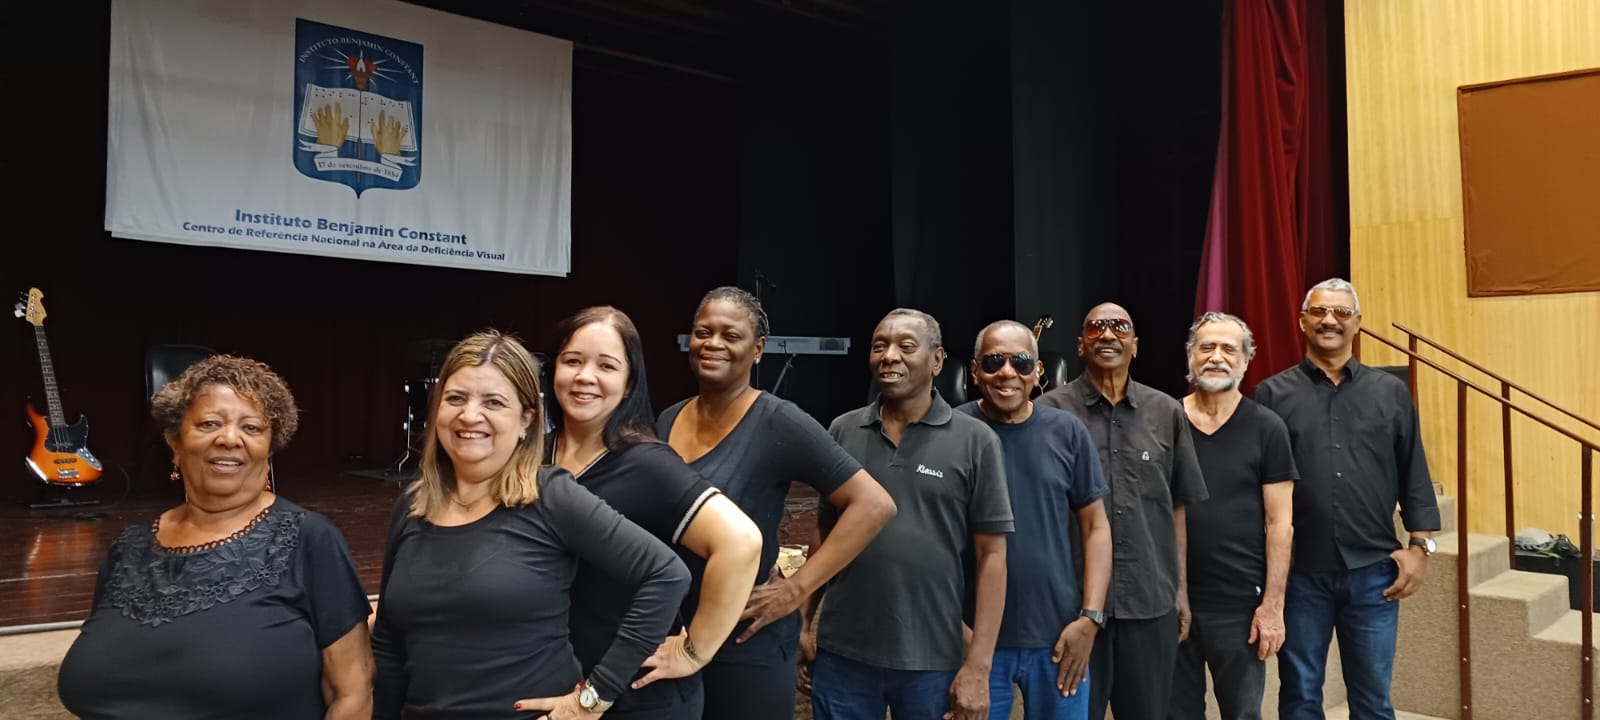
[1253,357,1441,573]
[371,466,691,719]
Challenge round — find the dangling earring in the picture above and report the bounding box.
[520,430,528,440]
[170,466,181,482]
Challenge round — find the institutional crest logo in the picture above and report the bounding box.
[293,19,422,196]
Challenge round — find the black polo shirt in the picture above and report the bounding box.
[1253,357,1440,573]
[820,391,1013,671]
[1036,375,1208,620]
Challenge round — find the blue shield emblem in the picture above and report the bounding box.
[293,19,422,196]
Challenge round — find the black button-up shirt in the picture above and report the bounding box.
[1037,375,1208,620]
[1253,357,1441,573]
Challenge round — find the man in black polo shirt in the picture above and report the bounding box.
[1253,278,1440,720]
[1036,302,1208,720]
[1171,312,1296,720]
[810,308,1013,720]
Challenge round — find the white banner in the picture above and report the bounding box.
[107,0,572,276]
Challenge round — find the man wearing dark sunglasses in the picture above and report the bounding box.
[1253,278,1439,720]
[1170,312,1297,720]
[1036,303,1208,720]
[955,320,1112,720]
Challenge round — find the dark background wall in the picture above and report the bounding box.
[2,0,1230,507]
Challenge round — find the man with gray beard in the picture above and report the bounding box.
[1169,312,1297,720]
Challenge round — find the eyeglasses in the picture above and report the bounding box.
[1084,318,1134,339]
[1305,305,1357,320]
[978,353,1038,375]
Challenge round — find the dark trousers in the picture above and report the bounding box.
[701,652,799,720]
[1168,610,1265,720]
[1087,610,1179,720]
[601,674,704,720]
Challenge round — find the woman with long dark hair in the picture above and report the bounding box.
[549,305,763,719]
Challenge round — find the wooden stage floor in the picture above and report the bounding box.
[0,472,823,630]
[0,472,406,629]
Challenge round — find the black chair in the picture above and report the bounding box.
[143,343,218,487]
[146,344,218,402]
[1034,351,1072,398]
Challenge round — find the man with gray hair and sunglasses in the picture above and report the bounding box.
[955,319,1112,720]
[1254,278,1439,720]
[1036,303,1208,720]
[1170,312,1297,720]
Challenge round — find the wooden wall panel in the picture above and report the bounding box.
[1345,0,1600,537]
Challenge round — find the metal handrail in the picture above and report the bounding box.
[1360,326,1595,720]
[1393,322,1600,435]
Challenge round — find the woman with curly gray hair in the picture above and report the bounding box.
[57,355,374,719]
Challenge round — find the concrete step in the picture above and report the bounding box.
[1471,569,1575,637]
[1533,608,1600,649]
[1431,530,1511,586]
[0,629,78,720]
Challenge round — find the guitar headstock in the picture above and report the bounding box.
[1031,314,1054,340]
[15,288,46,326]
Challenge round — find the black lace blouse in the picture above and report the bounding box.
[56,496,372,719]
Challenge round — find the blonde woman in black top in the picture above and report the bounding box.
[372,330,689,719]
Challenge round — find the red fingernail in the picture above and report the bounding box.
[514,703,522,710]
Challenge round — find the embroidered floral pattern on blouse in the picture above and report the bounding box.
[102,509,304,627]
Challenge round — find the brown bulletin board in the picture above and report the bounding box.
[1457,68,1600,296]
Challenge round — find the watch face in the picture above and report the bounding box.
[578,685,598,709]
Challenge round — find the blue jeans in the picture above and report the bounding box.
[990,647,1090,720]
[1278,559,1400,720]
[812,650,957,720]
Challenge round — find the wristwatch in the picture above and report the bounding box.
[1409,536,1437,557]
[577,679,613,714]
[1079,608,1106,629]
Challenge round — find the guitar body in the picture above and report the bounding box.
[16,287,103,487]
[25,402,102,485]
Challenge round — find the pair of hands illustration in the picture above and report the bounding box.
[311,103,406,155]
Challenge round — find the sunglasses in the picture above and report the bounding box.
[978,353,1038,375]
[1084,318,1134,339]
[1305,305,1357,320]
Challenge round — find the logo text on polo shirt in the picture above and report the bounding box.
[916,464,945,478]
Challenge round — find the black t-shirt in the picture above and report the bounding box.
[657,391,861,665]
[568,441,718,710]
[57,497,371,720]
[956,401,1107,648]
[371,467,691,719]
[1185,398,1298,614]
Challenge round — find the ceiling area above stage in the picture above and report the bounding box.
[403,0,881,81]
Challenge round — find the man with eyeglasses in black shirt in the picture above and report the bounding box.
[1253,278,1440,720]
[1036,303,1208,720]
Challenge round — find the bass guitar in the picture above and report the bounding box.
[1031,314,1056,395]
[14,288,103,485]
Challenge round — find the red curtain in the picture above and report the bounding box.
[1194,0,1339,393]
